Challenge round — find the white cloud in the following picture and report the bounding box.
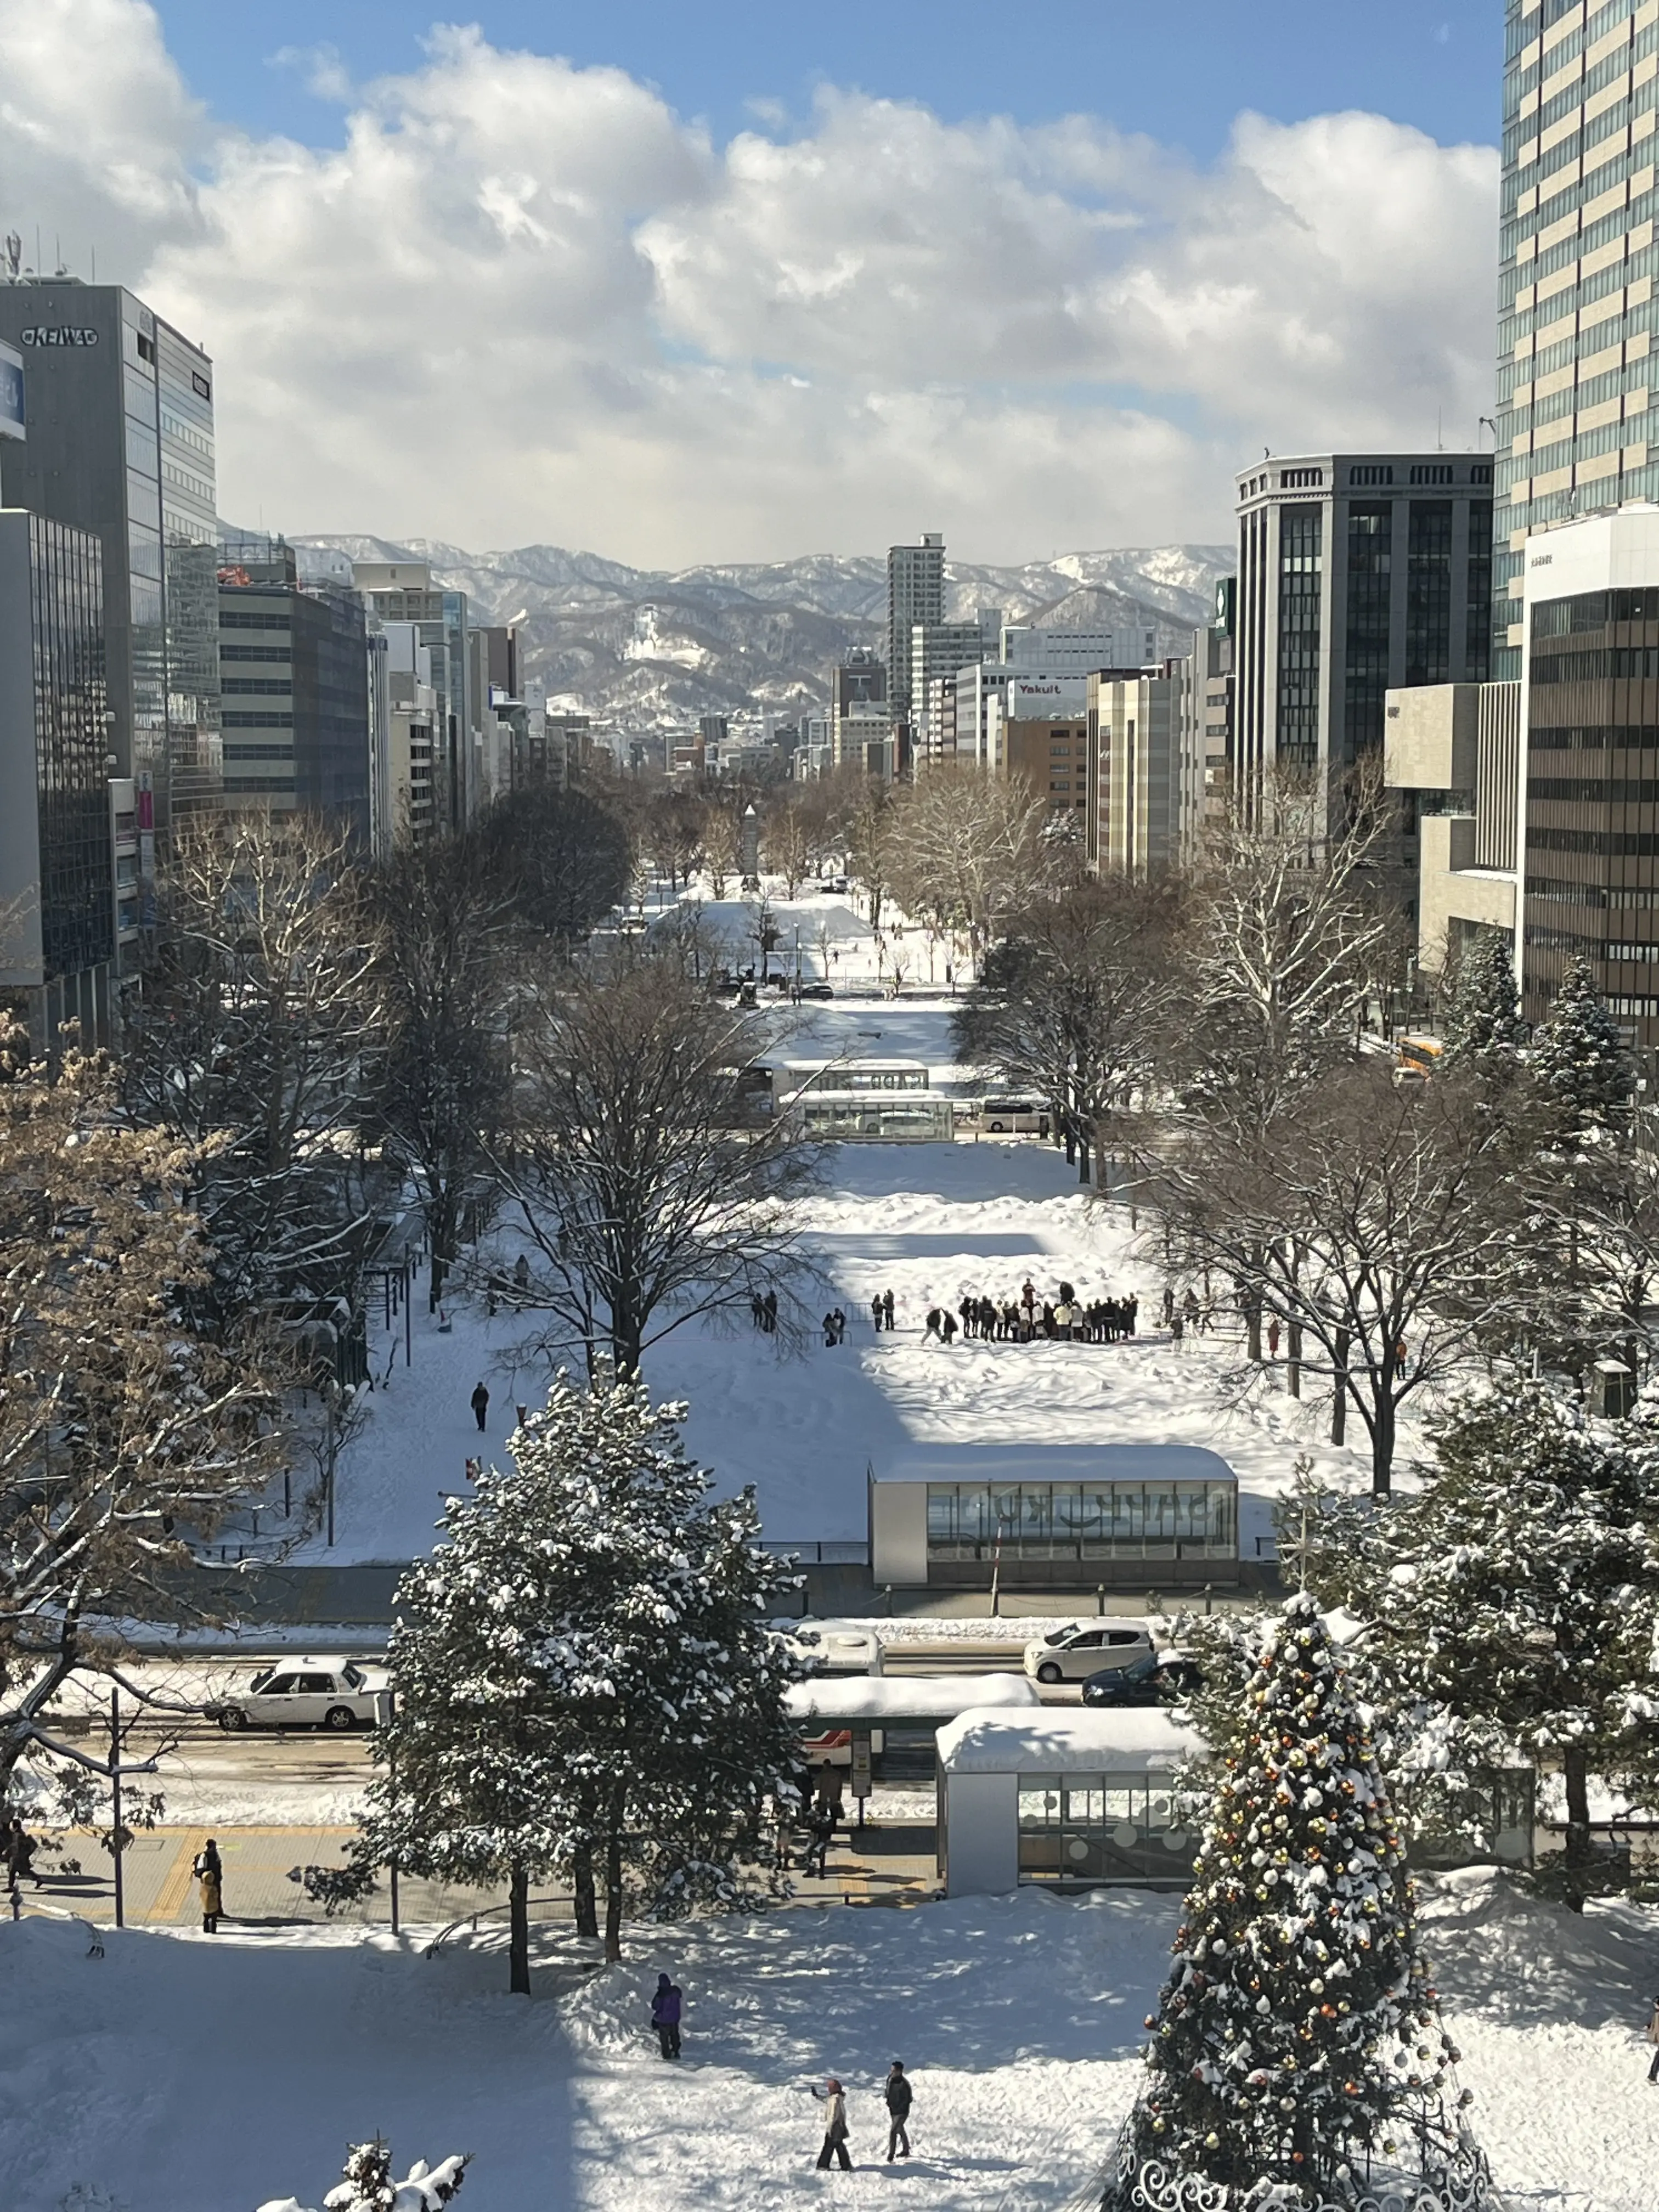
[0,2,1500,565]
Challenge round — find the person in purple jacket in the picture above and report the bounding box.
[651,1972,683,2059]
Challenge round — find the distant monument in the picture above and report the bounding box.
[740,803,761,893]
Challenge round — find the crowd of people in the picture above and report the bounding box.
[901,1279,1139,1346]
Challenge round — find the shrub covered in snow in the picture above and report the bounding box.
[256,2137,468,2212]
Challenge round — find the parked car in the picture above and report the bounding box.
[798,983,835,1001]
[1023,1621,1153,1686]
[773,1619,880,1675]
[1081,1656,1204,1707]
[210,1656,388,1732]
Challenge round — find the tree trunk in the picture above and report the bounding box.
[1331,1329,1348,1446]
[1561,1743,1592,1914]
[1371,1369,1395,1497]
[509,1861,531,1995]
[1076,1137,1090,1186]
[572,1842,597,1939]
[1286,1317,1302,1399]
[603,1828,625,1962]
[1246,1293,1262,1364]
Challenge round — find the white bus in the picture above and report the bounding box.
[790,1091,956,1143]
[775,1059,930,1097]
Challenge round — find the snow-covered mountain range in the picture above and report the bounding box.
[291,533,1233,733]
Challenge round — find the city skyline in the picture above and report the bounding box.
[1,0,1502,566]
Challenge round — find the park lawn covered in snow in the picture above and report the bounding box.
[3,1873,1655,2212]
[303,1060,1379,1566]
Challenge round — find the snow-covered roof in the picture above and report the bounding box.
[873,1442,1237,1486]
[786,1672,1040,1724]
[936,1706,1204,1775]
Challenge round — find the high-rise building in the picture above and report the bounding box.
[0,279,222,847]
[911,611,1002,760]
[1177,595,1237,855]
[0,510,121,1047]
[1233,454,1495,795]
[1087,667,1183,878]
[1001,622,1158,670]
[1494,1,1659,677]
[886,532,945,721]
[217,536,371,844]
[352,561,474,832]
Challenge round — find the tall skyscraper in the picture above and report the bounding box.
[0,280,222,844]
[217,535,372,844]
[1494,2,1659,675]
[886,533,945,721]
[352,560,474,832]
[1233,453,1494,794]
[0,510,119,1047]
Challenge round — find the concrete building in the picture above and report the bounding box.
[1086,667,1183,877]
[217,537,371,844]
[1001,622,1158,670]
[0,278,222,848]
[886,532,945,724]
[911,611,1002,760]
[1384,682,1522,977]
[352,561,474,833]
[0,510,120,1048]
[1493,2,1659,679]
[376,624,441,847]
[1233,454,1496,797]
[1516,504,1659,1056]
[1177,592,1237,855]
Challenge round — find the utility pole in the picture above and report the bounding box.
[110,1688,125,1930]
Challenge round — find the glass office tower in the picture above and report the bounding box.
[1495,0,1659,676]
[0,280,222,850]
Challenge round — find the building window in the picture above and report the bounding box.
[1280,467,1324,488]
[1410,464,1455,485]
[1276,504,1323,770]
[1350,465,1395,486]
[1406,501,1453,686]
[1345,503,1392,759]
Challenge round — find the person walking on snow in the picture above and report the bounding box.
[469,1381,489,1432]
[194,1837,223,1933]
[871,1294,884,1333]
[884,2061,913,2160]
[1646,1992,1659,2082]
[651,1972,683,2059]
[923,1306,943,1342]
[811,2078,853,2169]
[940,1310,957,1346]
[882,1288,895,1330]
[4,1814,41,1891]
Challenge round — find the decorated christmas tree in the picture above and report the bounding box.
[1104,1596,1499,2212]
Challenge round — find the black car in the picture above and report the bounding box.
[798,983,834,1000]
[1080,1656,1204,1708]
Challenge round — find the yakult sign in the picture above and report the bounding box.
[1006,675,1087,719]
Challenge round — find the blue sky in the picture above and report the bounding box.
[156,0,1500,158]
[3,0,1505,561]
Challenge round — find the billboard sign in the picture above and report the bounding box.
[0,340,22,442]
[1007,675,1086,719]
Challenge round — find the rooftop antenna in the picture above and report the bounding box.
[3,233,20,282]
[1436,405,1444,452]
[90,245,95,283]
[55,233,64,276]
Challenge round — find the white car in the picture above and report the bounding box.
[1024,1621,1153,1686]
[212,1656,389,1732]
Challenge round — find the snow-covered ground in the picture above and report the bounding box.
[5,1873,1655,2212]
[304,1087,1373,1565]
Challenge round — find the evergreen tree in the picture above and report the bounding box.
[1440,930,1525,1080]
[1302,1380,1659,1910]
[332,1368,798,1985]
[1527,956,1633,1139]
[256,2138,467,2212]
[1105,1596,1497,2212]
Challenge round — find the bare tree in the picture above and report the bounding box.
[953,877,1182,1186]
[2,1022,280,1799]
[366,836,517,1308]
[122,814,385,1333]
[643,787,708,894]
[841,779,896,929]
[494,952,820,1376]
[476,783,631,941]
[704,804,743,900]
[1182,765,1394,1141]
[892,767,1052,949]
[1158,1059,1521,1493]
[760,795,813,899]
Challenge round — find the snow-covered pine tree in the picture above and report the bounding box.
[1104,1596,1498,2212]
[1527,955,1633,1139]
[340,1366,799,1985]
[1440,929,1526,1081]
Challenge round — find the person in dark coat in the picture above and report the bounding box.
[940,1311,957,1345]
[881,1289,895,1330]
[651,1972,683,2058]
[884,2061,913,2160]
[469,1381,489,1432]
[802,1802,836,1877]
[194,1837,223,1932]
[811,2078,853,2169]
[871,1294,884,1333]
[1646,1991,1659,2082]
[4,1815,40,1891]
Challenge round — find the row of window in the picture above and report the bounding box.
[1530,724,1659,747]
[1527,874,1659,905]
[1531,777,1659,800]
[1532,646,1659,681]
